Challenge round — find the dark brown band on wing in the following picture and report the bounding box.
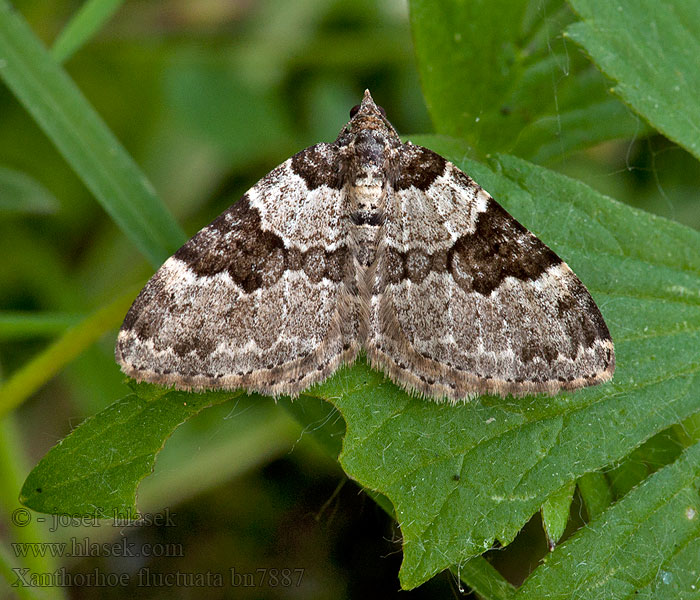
[377,200,560,297]
[393,146,446,191]
[120,195,350,346]
[447,201,561,296]
[290,144,344,190]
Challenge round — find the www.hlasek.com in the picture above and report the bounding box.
[12,567,305,588]
[12,537,183,559]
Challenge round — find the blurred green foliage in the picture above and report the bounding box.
[1,0,699,598]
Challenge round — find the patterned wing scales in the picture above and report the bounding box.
[116,145,359,396]
[117,92,615,402]
[367,149,615,401]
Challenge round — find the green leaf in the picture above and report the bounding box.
[280,395,513,597]
[409,0,642,160]
[516,441,700,599]
[453,558,516,600]
[0,1,185,267]
[577,471,612,520]
[607,429,684,499]
[513,98,644,164]
[51,0,124,63]
[279,394,515,597]
[311,138,700,589]
[277,394,346,459]
[124,398,302,513]
[0,166,58,214]
[541,481,575,549]
[19,385,243,519]
[567,0,700,161]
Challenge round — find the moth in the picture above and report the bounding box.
[116,90,614,402]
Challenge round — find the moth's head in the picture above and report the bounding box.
[337,89,401,144]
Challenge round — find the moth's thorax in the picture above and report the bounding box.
[348,132,388,200]
[345,131,391,268]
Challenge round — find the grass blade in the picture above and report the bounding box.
[0,1,185,267]
[0,285,139,419]
[51,0,124,63]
